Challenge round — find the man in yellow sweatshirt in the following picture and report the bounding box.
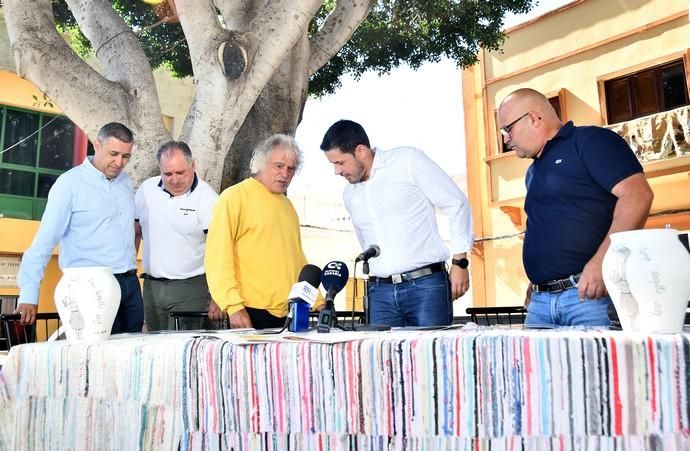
[204,134,310,329]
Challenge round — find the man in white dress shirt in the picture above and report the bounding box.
[320,120,474,327]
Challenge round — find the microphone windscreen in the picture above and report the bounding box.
[321,261,349,293]
[298,264,322,288]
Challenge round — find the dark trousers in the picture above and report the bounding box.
[245,307,286,330]
[111,273,144,334]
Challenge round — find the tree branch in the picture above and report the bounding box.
[3,0,130,137]
[243,0,323,98]
[214,0,260,30]
[175,0,226,71]
[135,16,176,36]
[308,0,374,76]
[64,0,162,123]
[160,39,187,55]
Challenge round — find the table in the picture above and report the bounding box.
[1,327,689,450]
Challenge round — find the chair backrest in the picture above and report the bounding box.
[0,313,63,350]
[465,306,526,326]
[169,311,228,331]
[169,310,364,331]
[308,311,365,329]
[452,315,473,325]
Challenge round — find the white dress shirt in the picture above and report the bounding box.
[343,146,473,277]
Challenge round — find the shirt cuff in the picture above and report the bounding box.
[224,303,245,316]
[451,235,475,254]
[18,290,39,305]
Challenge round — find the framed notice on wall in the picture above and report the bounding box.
[0,254,21,290]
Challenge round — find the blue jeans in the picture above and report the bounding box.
[111,273,144,334]
[368,271,451,327]
[525,287,612,327]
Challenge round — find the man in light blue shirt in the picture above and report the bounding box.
[15,122,144,334]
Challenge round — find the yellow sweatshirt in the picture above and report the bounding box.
[205,178,308,317]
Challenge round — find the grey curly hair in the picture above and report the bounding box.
[249,134,303,175]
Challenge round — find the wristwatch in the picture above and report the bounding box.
[452,258,469,269]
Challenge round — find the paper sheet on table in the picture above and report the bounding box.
[206,324,472,344]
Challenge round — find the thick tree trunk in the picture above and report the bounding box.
[221,37,311,190]
[219,0,374,189]
[3,0,372,191]
[176,0,322,190]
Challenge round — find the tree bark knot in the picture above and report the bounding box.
[217,41,248,80]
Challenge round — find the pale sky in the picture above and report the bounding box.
[292,0,572,200]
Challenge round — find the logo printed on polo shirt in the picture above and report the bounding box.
[179,207,196,216]
[555,159,563,164]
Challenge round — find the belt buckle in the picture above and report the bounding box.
[554,280,563,292]
[392,274,403,284]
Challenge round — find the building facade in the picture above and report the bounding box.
[463,0,690,307]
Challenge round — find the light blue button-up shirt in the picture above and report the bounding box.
[18,157,137,304]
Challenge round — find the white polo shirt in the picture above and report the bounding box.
[135,174,218,279]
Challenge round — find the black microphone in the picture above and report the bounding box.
[286,264,321,332]
[317,261,349,333]
[355,244,380,262]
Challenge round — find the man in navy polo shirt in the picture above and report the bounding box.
[498,88,654,327]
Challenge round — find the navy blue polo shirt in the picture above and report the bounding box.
[523,121,643,283]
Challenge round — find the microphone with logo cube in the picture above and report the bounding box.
[317,261,350,333]
[286,264,321,332]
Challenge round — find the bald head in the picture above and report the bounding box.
[498,88,563,159]
[500,88,553,115]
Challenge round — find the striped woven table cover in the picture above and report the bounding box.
[1,328,689,450]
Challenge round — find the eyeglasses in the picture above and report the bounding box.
[500,112,531,138]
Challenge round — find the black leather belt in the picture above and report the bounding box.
[141,273,205,282]
[370,262,445,284]
[141,273,170,281]
[114,269,137,277]
[532,273,581,293]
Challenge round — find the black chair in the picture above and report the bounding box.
[308,311,365,329]
[452,315,473,325]
[466,306,526,326]
[0,297,17,350]
[169,311,228,331]
[0,313,63,350]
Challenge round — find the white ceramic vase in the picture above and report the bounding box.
[54,267,121,341]
[602,228,690,334]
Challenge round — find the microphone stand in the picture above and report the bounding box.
[362,260,370,325]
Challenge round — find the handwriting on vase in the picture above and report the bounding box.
[638,247,651,261]
[649,270,665,315]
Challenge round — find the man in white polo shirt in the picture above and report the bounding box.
[134,141,219,330]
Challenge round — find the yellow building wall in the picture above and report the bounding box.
[0,219,59,311]
[0,70,64,115]
[0,68,63,309]
[463,0,690,307]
